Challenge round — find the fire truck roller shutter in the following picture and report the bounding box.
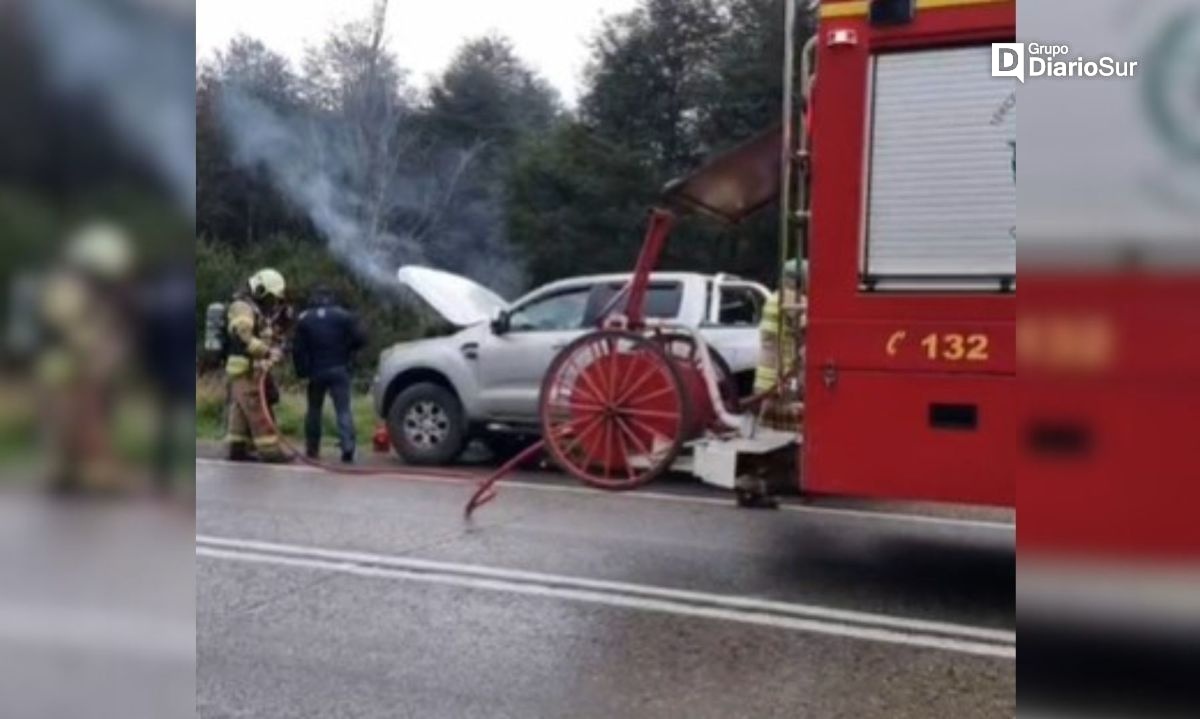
[865,45,1017,285]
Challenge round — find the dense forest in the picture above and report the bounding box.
[197,0,811,351]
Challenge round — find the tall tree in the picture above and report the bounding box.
[582,0,726,175]
[197,37,306,245]
[300,0,416,248]
[560,0,807,285]
[417,34,564,293]
[521,0,758,285]
[508,122,651,285]
[211,35,301,110]
[426,35,561,164]
[705,0,801,144]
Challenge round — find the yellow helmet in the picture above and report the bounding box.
[248,268,286,300]
[64,222,134,280]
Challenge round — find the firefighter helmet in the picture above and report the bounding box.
[248,268,286,300]
[64,222,134,280]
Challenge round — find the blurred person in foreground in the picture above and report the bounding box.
[136,259,195,494]
[224,268,289,463]
[292,286,366,463]
[36,223,135,493]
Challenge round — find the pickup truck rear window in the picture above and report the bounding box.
[717,285,763,326]
[583,282,684,325]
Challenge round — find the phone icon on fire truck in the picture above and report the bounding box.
[886,331,907,356]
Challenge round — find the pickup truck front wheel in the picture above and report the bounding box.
[387,383,466,465]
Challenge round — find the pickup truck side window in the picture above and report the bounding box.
[717,286,763,326]
[583,282,684,326]
[508,287,591,332]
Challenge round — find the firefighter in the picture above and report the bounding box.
[753,258,807,432]
[224,268,289,462]
[292,286,366,463]
[735,259,807,509]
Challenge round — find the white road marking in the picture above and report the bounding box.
[195,458,1014,532]
[196,534,1015,659]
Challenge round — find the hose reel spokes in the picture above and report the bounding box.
[539,329,690,491]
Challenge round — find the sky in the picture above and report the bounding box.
[196,0,640,106]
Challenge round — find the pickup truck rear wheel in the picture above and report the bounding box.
[388,383,466,465]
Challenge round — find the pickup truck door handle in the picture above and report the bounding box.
[461,342,479,360]
[551,342,568,351]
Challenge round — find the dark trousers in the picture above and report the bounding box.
[305,367,355,455]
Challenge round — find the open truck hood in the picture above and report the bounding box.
[396,265,507,327]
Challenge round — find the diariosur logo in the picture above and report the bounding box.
[992,43,1139,82]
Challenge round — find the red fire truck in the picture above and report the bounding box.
[803,0,1016,507]
[477,0,1018,514]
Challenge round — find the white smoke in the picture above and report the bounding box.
[216,87,524,297]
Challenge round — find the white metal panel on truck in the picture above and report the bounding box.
[865,46,1018,282]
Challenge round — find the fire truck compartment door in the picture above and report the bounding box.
[865,46,1017,281]
[805,369,1014,507]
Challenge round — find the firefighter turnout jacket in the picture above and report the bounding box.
[223,293,288,460]
[753,287,806,395]
[225,295,271,376]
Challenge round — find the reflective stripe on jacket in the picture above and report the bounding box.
[753,288,806,394]
[225,298,269,377]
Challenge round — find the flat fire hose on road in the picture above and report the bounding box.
[252,367,541,518]
[460,367,794,517]
[252,357,794,519]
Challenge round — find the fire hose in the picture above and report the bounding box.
[244,288,636,517]
[250,351,796,519]
[252,366,541,518]
[446,362,794,518]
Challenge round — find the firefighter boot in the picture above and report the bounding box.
[256,441,292,464]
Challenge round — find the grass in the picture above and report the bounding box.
[195,374,380,448]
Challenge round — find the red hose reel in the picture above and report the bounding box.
[538,329,722,491]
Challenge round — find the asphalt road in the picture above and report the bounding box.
[197,458,1015,718]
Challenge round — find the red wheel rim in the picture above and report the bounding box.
[540,330,688,490]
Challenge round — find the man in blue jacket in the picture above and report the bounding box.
[293,287,367,463]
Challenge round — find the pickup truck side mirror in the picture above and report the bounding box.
[490,309,511,336]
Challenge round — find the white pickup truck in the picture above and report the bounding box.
[372,268,769,465]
